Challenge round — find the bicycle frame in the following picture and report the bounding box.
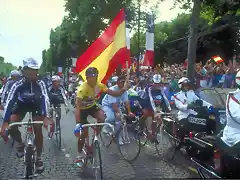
[79,122,114,148]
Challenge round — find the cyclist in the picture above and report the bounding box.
[74,67,129,167]
[0,70,21,108]
[48,75,69,120]
[139,74,171,141]
[101,75,134,141]
[0,58,50,171]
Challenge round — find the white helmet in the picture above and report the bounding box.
[52,75,61,82]
[23,58,39,69]
[236,71,240,86]
[178,77,190,88]
[10,70,20,76]
[152,74,162,84]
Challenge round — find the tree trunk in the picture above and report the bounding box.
[187,0,201,82]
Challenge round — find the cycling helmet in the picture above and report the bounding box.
[152,74,162,84]
[52,75,61,81]
[85,67,98,77]
[178,77,190,89]
[236,71,240,87]
[10,70,20,76]
[23,58,39,69]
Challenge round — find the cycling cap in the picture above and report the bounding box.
[52,75,61,81]
[23,58,39,69]
[152,74,162,84]
[85,67,98,77]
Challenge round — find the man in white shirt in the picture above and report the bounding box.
[221,71,240,150]
[101,76,134,136]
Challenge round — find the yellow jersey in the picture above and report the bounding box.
[77,82,108,109]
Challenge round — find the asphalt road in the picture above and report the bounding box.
[0,106,199,179]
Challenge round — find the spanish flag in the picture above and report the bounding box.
[212,56,224,64]
[75,9,129,83]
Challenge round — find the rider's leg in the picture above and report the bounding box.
[33,115,44,170]
[139,108,149,131]
[8,114,25,157]
[93,108,106,135]
[102,106,115,134]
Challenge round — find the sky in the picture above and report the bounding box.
[0,0,184,67]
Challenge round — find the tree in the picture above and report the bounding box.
[0,56,17,76]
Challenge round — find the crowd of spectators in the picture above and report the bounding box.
[120,55,240,91]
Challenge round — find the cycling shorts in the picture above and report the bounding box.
[80,104,100,124]
[12,101,43,120]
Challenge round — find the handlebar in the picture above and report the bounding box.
[8,121,44,128]
[79,123,114,134]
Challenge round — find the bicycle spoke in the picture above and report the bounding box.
[118,125,141,162]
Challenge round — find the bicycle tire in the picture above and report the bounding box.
[55,119,61,150]
[117,125,141,163]
[155,123,175,159]
[99,131,114,148]
[25,146,35,178]
[92,140,103,179]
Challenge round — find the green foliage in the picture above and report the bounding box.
[40,0,240,72]
[0,56,17,76]
[40,0,160,73]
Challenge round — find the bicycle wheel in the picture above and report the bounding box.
[55,119,61,149]
[155,123,175,159]
[118,124,141,162]
[99,130,114,148]
[92,140,103,179]
[24,146,35,178]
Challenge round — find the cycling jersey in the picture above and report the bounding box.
[48,85,68,106]
[77,82,107,109]
[3,78,50,122]
[1,79,17,104]
[140,84,171,113]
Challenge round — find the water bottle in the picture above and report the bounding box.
[74,124,82,138]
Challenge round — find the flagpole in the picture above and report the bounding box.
[137,0,140,77]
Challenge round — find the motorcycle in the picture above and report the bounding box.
[188,88,240,178]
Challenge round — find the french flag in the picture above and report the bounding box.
[143,14,154,67]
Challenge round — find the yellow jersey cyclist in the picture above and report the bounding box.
[74,67,129,167]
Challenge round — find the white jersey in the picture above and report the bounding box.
[222,89,240,147]
[174,90,211,120]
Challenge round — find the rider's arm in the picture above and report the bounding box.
[60,86,68,106]
[1,82,9,104]
[148,87,157,113]
[161,90,172,112]
[123,92,131,113]
[99,83,126,97]
[192,92,212,107]
[75,97,82,124]
[3,81,21,122]
[174,94,188,111]
[39,81,51,118]
[107,91,121,114]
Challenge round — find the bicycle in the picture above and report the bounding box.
[3,112,43,179]
[48,104,62,149]
[76,122,114,180]
[100,113,141,162]
[138,109,174,158]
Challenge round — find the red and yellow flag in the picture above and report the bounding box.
[75,9,129,84]
[212,56,224,64]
